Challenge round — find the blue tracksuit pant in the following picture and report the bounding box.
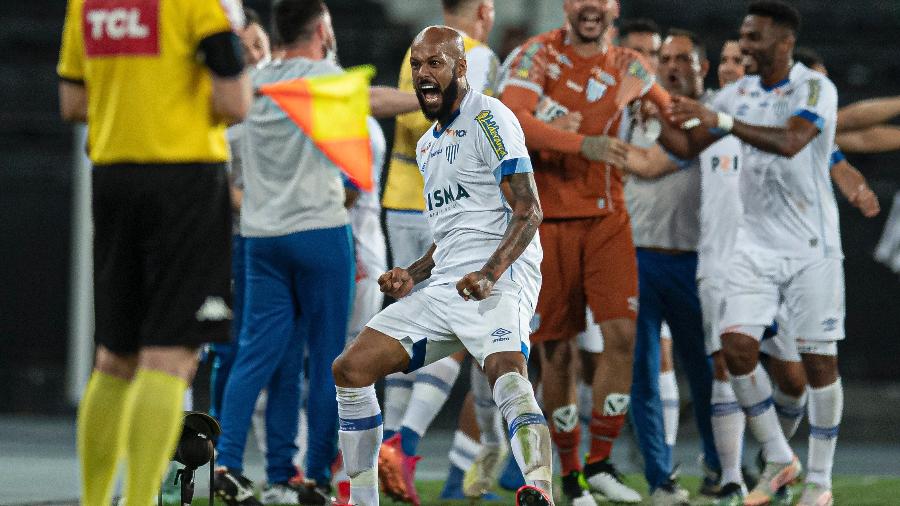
[217,225,354,484]
[630,249,720,490]
[210,234,246,420]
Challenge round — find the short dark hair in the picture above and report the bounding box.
[793,46,825,68]
[618,18,661,39]
[273,0,326,47]
[441,0,480,15]
[747,1,802,33]
[667,28,707,61]
[244,7,263,29]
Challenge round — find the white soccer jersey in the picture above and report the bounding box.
[414,90,542,299]
[710,63,841,259]
[697,134,743,279]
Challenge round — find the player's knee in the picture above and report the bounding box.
[721,332,758,375]
[599,318,636,359]
[484,351,527,388]
[801,354,839,388]
[541,339,574,367]
[711,351,729,381]
[94,346,139,380]
[332,352,373,388]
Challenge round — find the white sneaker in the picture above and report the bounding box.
[797,483,834,506]
[650,481,690,506]
[463,442,507,497]
[261,483,297,505]
[583,459,642,503]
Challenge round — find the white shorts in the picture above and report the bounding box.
[576,307,604,353]
[699,275,725,354]
[366,281,534,370]
[760,310,838,360]
[720,251,845,342]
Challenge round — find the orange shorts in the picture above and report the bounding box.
[532,211,638,343]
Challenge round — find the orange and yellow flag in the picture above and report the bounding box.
[258,65,376,191]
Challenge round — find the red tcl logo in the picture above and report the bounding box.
[83,0,159,57]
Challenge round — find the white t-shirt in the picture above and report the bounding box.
[414,90,542,298]
[710,63,841,259]
[349,117,387,271]
[697,134,743,279]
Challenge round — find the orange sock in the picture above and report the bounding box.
[587,410,625,464]
[550,424,582,475]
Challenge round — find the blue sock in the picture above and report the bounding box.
[399,426,420,456]
[439,464,465,498]
[383,429,396,441]
[498,452,525,491]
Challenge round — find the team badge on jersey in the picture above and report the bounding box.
[475,110,508,161]
[587,78,608,102]
[445,144,459,164]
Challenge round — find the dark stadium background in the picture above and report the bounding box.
[1,0,897,418]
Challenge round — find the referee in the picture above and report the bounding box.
[57,0,250,504]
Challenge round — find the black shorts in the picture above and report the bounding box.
[92,163,232,354]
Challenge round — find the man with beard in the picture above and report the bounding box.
[499,0,676,503]
[332,25,554,506]
[376,2,505,505]
[668,2,846,505]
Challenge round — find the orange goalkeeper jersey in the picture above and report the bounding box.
[500,27,670,219]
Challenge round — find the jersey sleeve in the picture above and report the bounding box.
[57,0,85,83]
[790,76,838,133]
[501,40,549,98]
[466,45,500,97]
[830,145,846,168]
[191,0,243,46]
[709,82,739,114]
[474,101,533,183]
[395,48,434,141]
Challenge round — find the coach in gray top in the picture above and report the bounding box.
[622,29,722,500]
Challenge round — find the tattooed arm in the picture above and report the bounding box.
[379,243,437,299]
[456,172,543,301]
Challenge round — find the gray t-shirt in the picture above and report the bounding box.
[240,57,349,238]
[226,124,244,236]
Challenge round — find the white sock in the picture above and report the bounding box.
[807,378,842,488]
[773,387,807,441]
[577,380,593,426]
[471,365,502,446]
[337,385,382,506]
[383,372,415,436]
[252,390,268,456]
[659,370,680,447]
[293,408,308,468]
[711,379,745,486]
[400,357,461,436]
[731,364,793,464]
[493,372,553,492]
[448,429,482,471]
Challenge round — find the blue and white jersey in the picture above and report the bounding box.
[710,62,841,259]
[697,134,743,279]
[414,90,542,297]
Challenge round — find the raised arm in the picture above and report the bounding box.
[837,95,900,133]
[369,86,419,118]
[457,172,543,301]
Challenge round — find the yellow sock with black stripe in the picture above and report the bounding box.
[77,370,133,506]
[122,369,188,506]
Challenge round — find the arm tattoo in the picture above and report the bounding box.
[406,243,437,284]
[481,172,543,281]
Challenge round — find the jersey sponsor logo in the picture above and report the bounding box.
[547,63,562,80]
[557,54,573,68]
[709,154,739,174]
[565,80,583,93]
[491,327,512,343]
[736,103,750,117]
[445,129,466,138]
[445,144,459,164]
[83,0,160,57]
[426,182,471,211]
[821,318,838,332]
[475,110,508,161]
[598,70,617,87]
[586,77,608,102]
[807,79,821,107]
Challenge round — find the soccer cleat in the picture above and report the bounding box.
[650,479,690,506]
[797,483,833,506]
[583,459,642,503]
[377,433,412,502]
[561,471,598,506]
[213,468,262,506]
[463,443,507,497]
[700,456,723,497]
[260,481,329,505]
[744,455,802,506]
[399,453,422,505]
[516,485,554,506]
[715,482,746,506]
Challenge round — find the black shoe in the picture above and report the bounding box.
[213,468,262,506]
[261,481,329,505]
[561,471,594,503]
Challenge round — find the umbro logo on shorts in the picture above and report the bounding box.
[822,318,838,332]
[196,296,232,322]
[491,328,511,342]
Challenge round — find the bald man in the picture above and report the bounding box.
[332,26,554,506]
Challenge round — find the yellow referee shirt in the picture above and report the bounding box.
[382,35,499,212]
[57,0,242,165]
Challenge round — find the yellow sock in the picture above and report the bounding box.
[77,370,133,506]
[122,369,187,506]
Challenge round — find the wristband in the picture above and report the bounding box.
[717,112,734,133]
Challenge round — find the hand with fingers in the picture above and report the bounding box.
[580,135,629,166]
[669,95,718,130]
[379,267,415,299]
[549,111,583,133]
[849,184,880,218]
[456,271,495,301]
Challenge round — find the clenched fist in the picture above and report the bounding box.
[379,267,414,299]
[456,271,495,301]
